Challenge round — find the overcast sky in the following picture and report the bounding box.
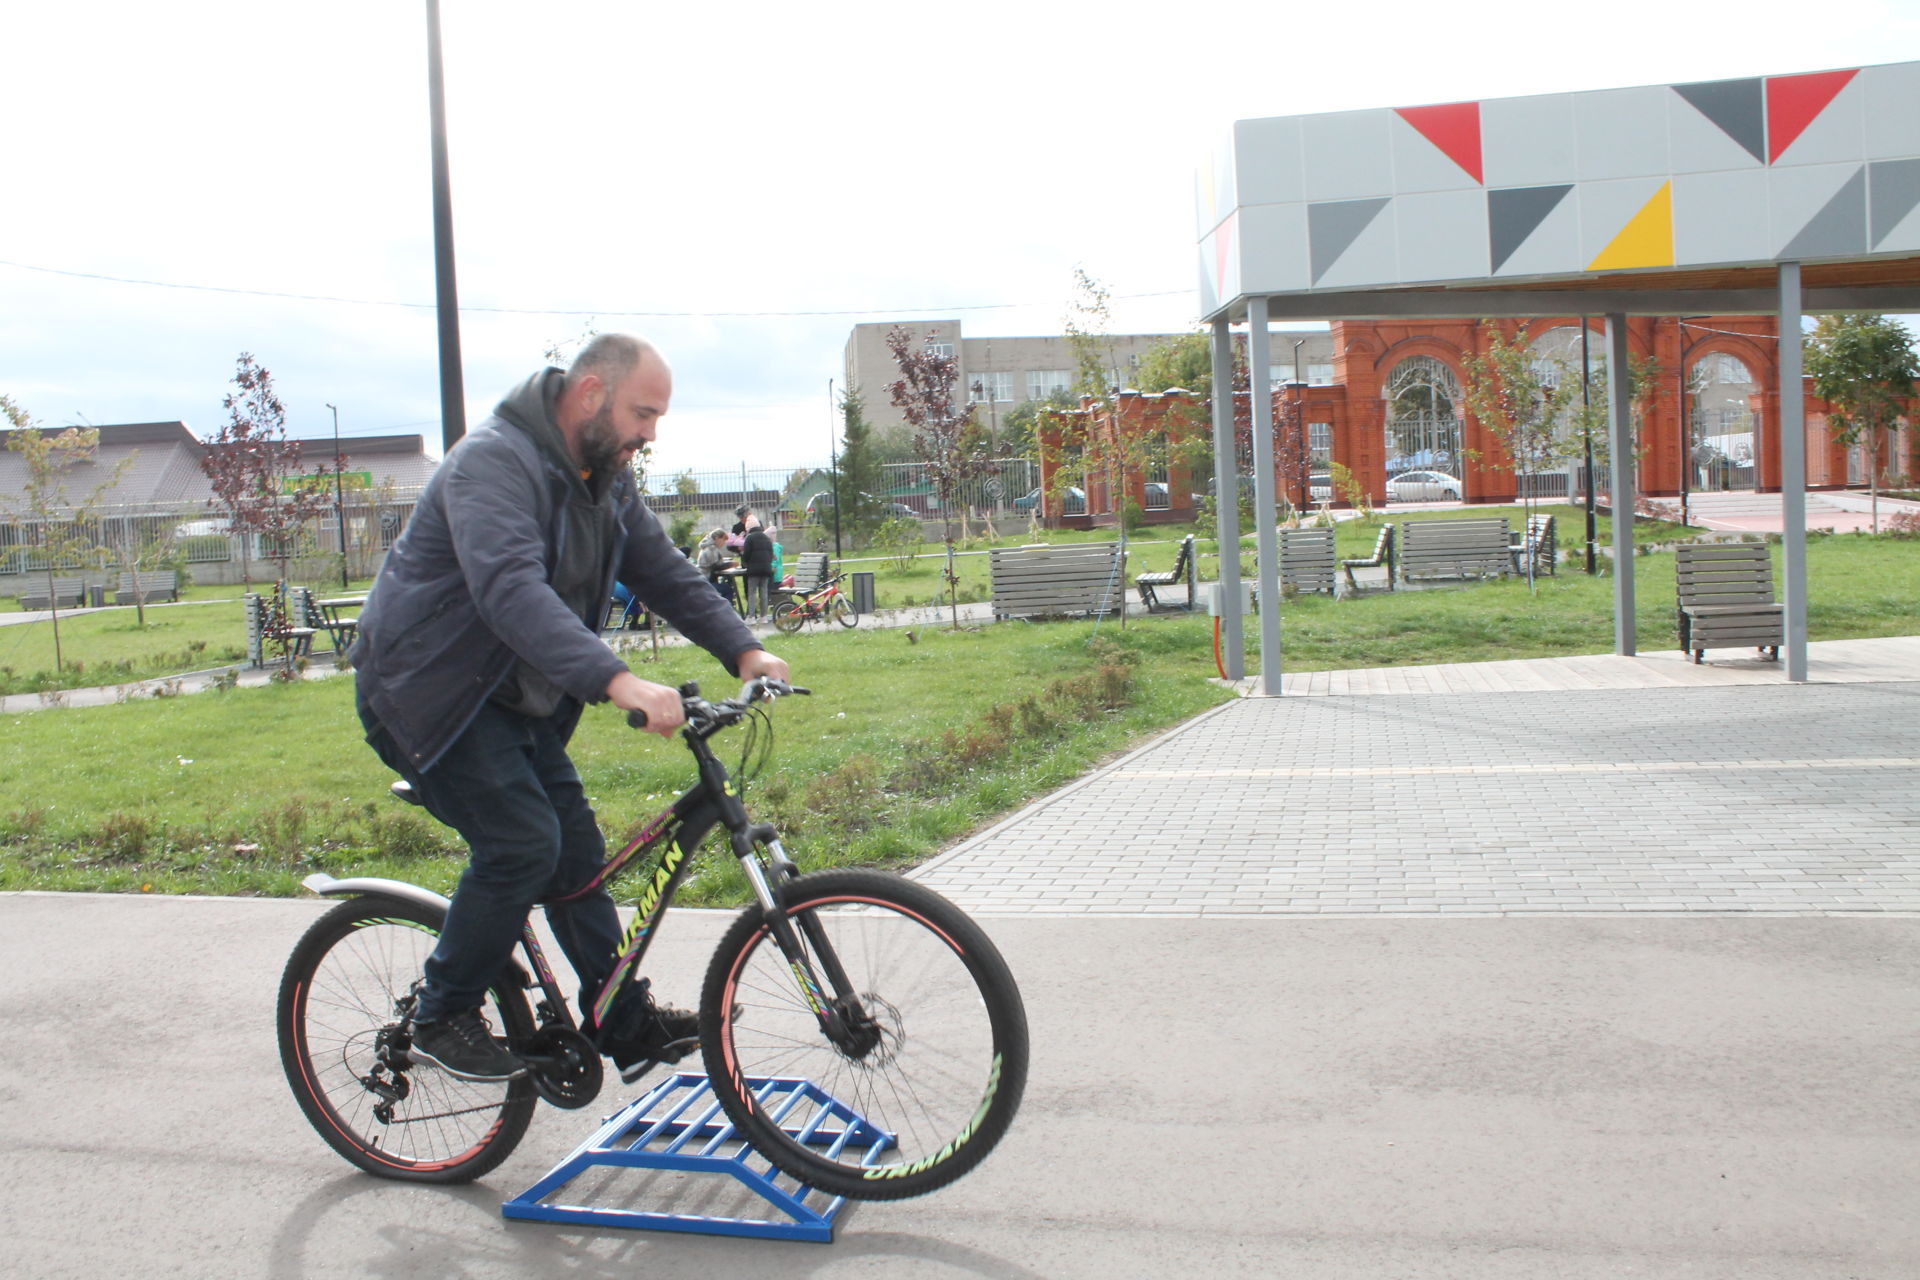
[4,1,1916,474]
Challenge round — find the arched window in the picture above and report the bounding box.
[1687,351,1758,491]
[1383,355,1463,478]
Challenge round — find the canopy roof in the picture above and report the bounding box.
[1197,61,1920,320]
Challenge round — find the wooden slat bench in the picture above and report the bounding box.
[773,550,830,609]
[1279,527,1337,596]
[1135,535,1196,612]
[1398,517,1512,584]
[990,542,1125,620]
[114,569,180,604]
[1509,513,1558,576]
[1341,525,1396,593]
[17,576,86,611]
[1675,542,1782,663]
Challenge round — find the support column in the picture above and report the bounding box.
[1605,314,1636,655]
[1247,298,1283,695]
[1209,318,1245,680]
[1778,263,1809,681]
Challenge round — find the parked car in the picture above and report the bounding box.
[1013,485,1086,515]
[1384,470,1462,502]
[805,491,915,520]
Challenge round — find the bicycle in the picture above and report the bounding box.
[276,678,1028,1200]
[771,573,858,634]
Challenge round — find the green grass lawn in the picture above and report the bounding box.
[3,518,1912,903]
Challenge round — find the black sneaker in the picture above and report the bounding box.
[410,1009,526,1081]
[600,996,701,1085]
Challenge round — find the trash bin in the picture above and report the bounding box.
[88,584,106,608]
[850,571,875,615]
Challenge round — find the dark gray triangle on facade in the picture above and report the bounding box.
[1309,197,1389,283]
[1673,78,1766,163]
[1487,184,1573,272]
[1781,165,1867,259]
[1869,157,1920,246]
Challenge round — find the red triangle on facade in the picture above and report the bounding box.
[1395,102,1483,184]
[1766,68,1858,163]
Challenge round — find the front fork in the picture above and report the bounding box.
[735,825,870,1051]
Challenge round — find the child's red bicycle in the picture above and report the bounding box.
[771,573,859,633]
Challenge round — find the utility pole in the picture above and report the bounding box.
[426,0,465,453]
[828,378,842,560]
[1580,318,1597,575]
[326,403,350,588]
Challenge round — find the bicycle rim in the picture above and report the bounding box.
[702,871,1028,1200]
[278,896,535,1183]
[832,597,857,628]
[771,603,804,634]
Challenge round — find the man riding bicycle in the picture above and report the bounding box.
[352,333,789,1083]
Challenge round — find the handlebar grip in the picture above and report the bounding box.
[626,709,648,730]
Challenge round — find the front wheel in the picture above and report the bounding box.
[277,894,536,1183]
[771,602,805,634]
[701,870,1028,1200]
[831,596,858,628]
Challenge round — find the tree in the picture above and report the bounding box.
[885,325,992,629]
[201,354,331,587]
[1806,313,1919,534]
[1133,332,1213,394]
[2,397,132,672]
[834,389,886,549]
[1460,323,1585,585]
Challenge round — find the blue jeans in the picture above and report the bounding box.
[361,698,623,1026]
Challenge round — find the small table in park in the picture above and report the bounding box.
[313,595,367,653]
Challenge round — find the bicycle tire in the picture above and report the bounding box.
[700,870,1028,1200]
[277,894,536,1183]
[771,602,805,634]
[831,596,858,628]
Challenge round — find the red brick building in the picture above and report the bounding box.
[1034,316,1907,523]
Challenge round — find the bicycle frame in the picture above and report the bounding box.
[515,707,823,1047]
[788,578,843,622]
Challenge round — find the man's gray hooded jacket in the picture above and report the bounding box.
[352,368,759,771]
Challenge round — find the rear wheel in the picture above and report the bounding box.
[831,596,858,628]
[771,602,805,634]
[277,894,536,1183]
[701,870,1028,1200]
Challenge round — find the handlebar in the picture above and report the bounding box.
[625,677,809,732]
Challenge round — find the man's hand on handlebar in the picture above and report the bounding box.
[605,670,685,737]
[737,647,790,688]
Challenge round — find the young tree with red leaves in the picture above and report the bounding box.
[200,353,331,587]
[886,326,992,629]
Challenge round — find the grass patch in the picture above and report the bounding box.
[0,621,1229,902]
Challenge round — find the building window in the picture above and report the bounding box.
[1308,363,1334,386]
[1027,369,1073,400]
[927,342,954,360]
[1308,422,1332,464]
[968,371,1013,403]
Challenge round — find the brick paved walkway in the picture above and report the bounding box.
[916,649,1920,918]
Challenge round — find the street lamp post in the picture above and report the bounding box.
[325,403,350,588]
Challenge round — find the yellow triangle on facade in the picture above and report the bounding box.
[1588,182,1673,271]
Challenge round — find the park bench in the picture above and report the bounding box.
[990,542,1125,620]
[773,551,831,609]
[245,587,315,668]
[1278,527,1338,596]
[1341,525,1396,593]
[1135,534,1196,612]
[1675,542,1782,664]
[114,569,179,605]
[16,576,86,611]
[1509,513,1558,576]
[1398,517,1512,585]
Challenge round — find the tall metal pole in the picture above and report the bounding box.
[1605,314,1636,655]
[326,403,349,588]
[1580,318,1596,574]
[426,0,466,453]
[1209,317,1244,680]
[1248,297,1283,695]
[827,378,842,561]
[1777,263,1809,682]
